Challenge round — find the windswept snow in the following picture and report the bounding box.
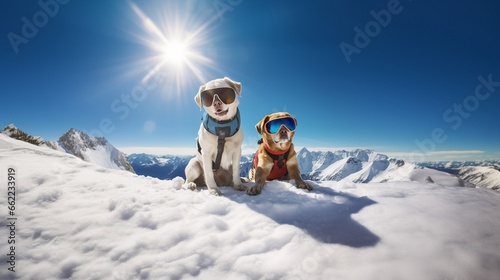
[1,134,500,280]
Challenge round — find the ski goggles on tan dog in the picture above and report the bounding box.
[264,116,297,134]
[200,87,236,107]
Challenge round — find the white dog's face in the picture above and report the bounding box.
[195,77,241,121]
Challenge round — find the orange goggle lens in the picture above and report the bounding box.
[200,88,236,107]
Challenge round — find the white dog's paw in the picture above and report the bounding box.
[209,187,222,196]
[185,182,197,191]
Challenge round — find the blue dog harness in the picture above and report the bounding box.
[197,109,241,170]
[202,109,240,137]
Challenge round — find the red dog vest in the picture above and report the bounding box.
[253,145,290,180]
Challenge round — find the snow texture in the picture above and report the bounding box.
[1,134,500,280]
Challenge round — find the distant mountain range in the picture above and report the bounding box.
[127,153,191,180]
[127,148,499,191]
[1,124,134,173]
[3,124,499,190]
[127,148,419,184]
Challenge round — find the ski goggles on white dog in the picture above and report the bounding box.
[265,116,297,134]
[200,87,236,107]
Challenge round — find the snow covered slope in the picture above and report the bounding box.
[1,134,500,279]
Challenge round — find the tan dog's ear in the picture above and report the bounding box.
[194,84,206,110]
[223,77,242,95]
[255,115,271,135]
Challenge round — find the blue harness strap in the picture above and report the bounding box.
[202,109,240,137]
[198,109,241,170]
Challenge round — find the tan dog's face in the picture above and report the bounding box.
[256,112,297,152]
[194,77,241,121]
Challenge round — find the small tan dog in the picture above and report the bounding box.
[248,112,313,195]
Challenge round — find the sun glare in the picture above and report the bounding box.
[163,40,188,66]
[129,2,219,97]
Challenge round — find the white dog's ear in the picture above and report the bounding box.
[194,85,206,110]
[224,77,242,95]
[255,115,271,135]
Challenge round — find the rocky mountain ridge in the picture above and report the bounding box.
[2,124,134,173]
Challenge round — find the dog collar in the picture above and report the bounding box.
[202,109,240,137]
[263,143,289,156]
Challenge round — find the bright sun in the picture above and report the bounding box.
[129,2,218,96]
[163,40,188,66]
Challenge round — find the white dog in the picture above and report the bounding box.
[184,77,246,195]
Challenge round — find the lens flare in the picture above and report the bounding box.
[129,2,219,98]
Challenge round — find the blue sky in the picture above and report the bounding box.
[1,0,499,161]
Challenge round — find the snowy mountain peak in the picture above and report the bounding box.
[59,128,108,153]
[346,156,360,164]
[4,123,17,131]
[297,147,310,154]
[54,128,135,173]
[2,124,134,173]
